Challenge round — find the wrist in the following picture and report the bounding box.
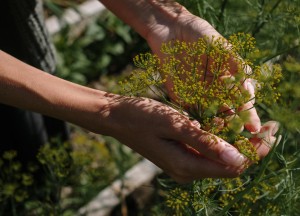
[144,0,188,42]
[0,51,120,136]
[38,76,122,137]
[99,0,187,40]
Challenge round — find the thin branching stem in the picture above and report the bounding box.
[261,44,300,64]
[218,0,228,24]
[219,135,281,215]
[252,0,283,36]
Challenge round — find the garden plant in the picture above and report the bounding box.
[121,32,283,216]
[0,0,299,215]
[120,0,300,215]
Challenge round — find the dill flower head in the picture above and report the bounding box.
[166,187,189,215]
[121,33,282,163]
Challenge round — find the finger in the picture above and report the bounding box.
[218,103,235,116]
[245,78,256,104]
[239,79,261,132]
[225,114,244,134]
[191,120,201,128]
[219,76,260,132]
[254,121,280,139]
[202,117,225,132]
[249,121,280,158]
[153,139,243,183]
[250,136,276,158]
[240,102,260,133]
[227,57,261,132]
[219,74,236,91]
[170,122,246,167]
[168,154,243,183]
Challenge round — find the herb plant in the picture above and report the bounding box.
[120,0,300,214]
[119,31,298,215]
[122,33,281,163]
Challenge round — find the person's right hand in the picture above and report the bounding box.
[95,94,278,183]
[96,1,278,182]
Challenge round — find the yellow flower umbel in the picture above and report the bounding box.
[121,33,282,215]
[121,33,281,163]
[166,188,189,216]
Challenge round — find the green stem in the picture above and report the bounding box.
[55,183,62,215]
[11,197,17,216]
[218,136,281,215]
[261,44,300,64]
[252,0,282,36]
[203,55,209,83]
[218,0,228,24]
[196,0,203,19]
[188,182,197,216]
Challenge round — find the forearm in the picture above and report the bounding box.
[0,51,112,134]
[99,0,186,40]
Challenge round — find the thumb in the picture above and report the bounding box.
[239,79,261,132]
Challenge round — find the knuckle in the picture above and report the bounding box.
[198,133,221,154]
[167,160,193,183]
[227,167,244,178]
[198,133,216,146]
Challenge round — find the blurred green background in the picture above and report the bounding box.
[0,0,299,215]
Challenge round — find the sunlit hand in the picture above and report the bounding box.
[146,6,261,134]
[98,95,278,183]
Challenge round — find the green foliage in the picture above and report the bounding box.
[121,25,299,216]
[153,133,300,216]
[269,53,300,133]
[53,11,147,84]
[140,1,300,215]
[1,1,295,215]
[122,33,281,163]
[0,128,140,215]
[43,0,91,17]
[0,150,36,215]
[178,0,300,62]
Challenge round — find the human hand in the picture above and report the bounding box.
[250,121,280,158]
[98,95,277,183]
[146,5,261,134]
[0,50,278,184]
[98,0,278,181]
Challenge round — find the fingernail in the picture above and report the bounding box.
[256,130,269,139]
[192,120,201,128]
[264,136,276,148]
[248,124,260,134]
[250,129,260,135]
[247,82,255,104]
[256,121,280,138]
[220,148,246,167]
[271,122,280,135]
[247,82,255,94]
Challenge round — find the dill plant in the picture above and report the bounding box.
[0,150,35,215]
[120,33,287,215]
[0,132,124,215]
[159,1,300,215]
[121,33,281,162]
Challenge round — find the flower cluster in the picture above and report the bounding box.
[164,175,282,216]
[121,33,281,161]
[121,33,282,215]
[166,188,189,216]
[0,150,35,204]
